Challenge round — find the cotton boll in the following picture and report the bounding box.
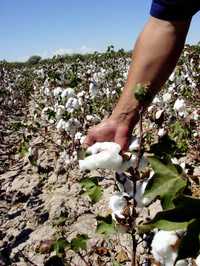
[75,132,83,141]
[169,72,175,82]
[65,97,79,113]
[86,142,121,155]
[168,84,175,92]
[77,91,85,98]
[192,110,199,121]
[61,88,75,100]
[89,82,98,98]
[55,105,65,120]
[162,92,172,103]
[153,96,160,104]
[56,119,65,131]
[158,128,166,137]
[147,106,154,113]
[174,99,186,114]
[44,87,51,96]
[109,192,127,220]
[195,255,200,266]
[53,87,63,98]
[86,114,101,123]
[129,136,140,151]
[63,118,81,136]
[175,259,188,266]
[151,230,179,266]
[79,150,122,171]
[155,109,164,120]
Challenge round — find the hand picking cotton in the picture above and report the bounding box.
[79,142,142,171]
[79,142,122,171]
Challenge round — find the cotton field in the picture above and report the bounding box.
[0,45,200,266]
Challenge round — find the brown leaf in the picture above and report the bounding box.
[94,247,110,256]
[35,239,54,254]
[115,249,129,263]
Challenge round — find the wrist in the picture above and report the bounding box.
[110,109,139,128]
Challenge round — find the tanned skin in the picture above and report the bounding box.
[84,17,191,151]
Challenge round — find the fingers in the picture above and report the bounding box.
[83,134,95,149]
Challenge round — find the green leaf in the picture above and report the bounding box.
[150,135,177,158]
[134,83,150,102]
[80,177,102,203]
[138,195,200,233]
[96,215,116,235]
[18,141,29,157]
[70,234,88,252]
[145,156,187,209]
[176,219,200,262]
[52,238,69,255]
[112,261,122,266]
[138,210,191,233]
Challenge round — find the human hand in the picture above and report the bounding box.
[83,116,135,152]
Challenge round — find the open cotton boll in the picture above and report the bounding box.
[147,105,154,113]
[86,114,101,123]
[79,150,123,171]
[65,97,79,113]
[74,132,83,141]
[55,105,65,120]
[158,128,166,137]
[151,230,179,266]
[56,119,65,131]
[63,118,81,136]
[192,110,199,121]
[89,82,98,98]
[129,136,140,151]
[53,87,63,98]
[162,92,172,103]
[175,260,188,266]
[86,142,121,155]
[195,255,200,266]
[109,192,127,220]
[174,99,186,113]
[153,96,160,104]
[169,71,176,82]
[61,88,75,100]
[43,87,51,96]
[155,109,164,120]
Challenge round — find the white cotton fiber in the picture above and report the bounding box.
[86,142,121,155]
[109,192,127,220]
[79,150,122,171]
[151,230,179,266]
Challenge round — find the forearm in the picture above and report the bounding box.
[111,17,191,127]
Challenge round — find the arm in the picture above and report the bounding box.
[84,17,191,151]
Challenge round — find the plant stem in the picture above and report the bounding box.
[130,107,144,266]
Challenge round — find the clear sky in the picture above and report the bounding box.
[1,0,199,62]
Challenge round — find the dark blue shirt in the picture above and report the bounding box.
[150,0,200,20]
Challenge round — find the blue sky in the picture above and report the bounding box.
[1,0,199,62]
